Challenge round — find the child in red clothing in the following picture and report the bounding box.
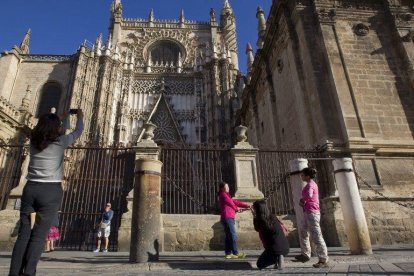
[217,181,250,259]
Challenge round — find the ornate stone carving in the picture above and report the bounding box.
[316,8,336,24]
[23,55,73,62]
[235,125,248,142]
[353,23,370,36]
[402,30,414,42]
[174,110,198,121]
[132,77,194,95]
[142,122,156,140]
[121,28,200,68]
[333,0,381,10]
[153,111,179,143]
[394,12,413,27]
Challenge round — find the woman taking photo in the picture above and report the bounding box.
[9,109,83,276]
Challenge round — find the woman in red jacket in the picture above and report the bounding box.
[218,181,250,259]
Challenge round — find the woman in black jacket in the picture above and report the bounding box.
[253,200,290,270]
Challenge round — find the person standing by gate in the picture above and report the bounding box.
[9,109,84,276]
[93,203,114,253]
[296,167,329,268]
[217,181,250,259]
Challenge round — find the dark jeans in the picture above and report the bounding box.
[221,218,238,255]
[257,250,281,270]
[9,181,63,276]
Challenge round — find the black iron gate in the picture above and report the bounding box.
[257,149,334,215]
[57,147,135,251]
[0,145,25,210]
[160,144,234,214]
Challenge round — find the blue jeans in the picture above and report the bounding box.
[221,218,238,255]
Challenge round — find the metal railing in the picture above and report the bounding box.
[57,146,135,251]
[160,144,234,214]
[0,145,25,210]
[257,149,334,215]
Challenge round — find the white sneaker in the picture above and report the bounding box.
[93,248,100,253]
[278,255,284,270]
[102,249,108,253]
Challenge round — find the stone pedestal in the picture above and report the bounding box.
[0,148,29,250]
[231,141,263,201]
[130,158,163,263]
[333,158,372,255]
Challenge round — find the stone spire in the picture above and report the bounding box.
[94,33,103,56]
[20,85,31,111]
[111,0,123,18]
[107,33,113,49]
[246,43,254,71]
[256,6,266,50]
[210,8,217,24]
[180,9,185,23]
[149,9,155,22]
[220,0,239,70]
[177,52,182,73]
[19,29,31,55]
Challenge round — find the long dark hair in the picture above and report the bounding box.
[253,199,277,232]
[30,113,61,151]
[217,181,227,196]
[301,167,317,179]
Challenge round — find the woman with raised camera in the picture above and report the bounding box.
[9,109,83,276]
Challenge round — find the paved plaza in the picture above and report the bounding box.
[1,245,413,275]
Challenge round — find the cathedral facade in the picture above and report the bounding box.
[239,0,414,245]
[0,0,242,146]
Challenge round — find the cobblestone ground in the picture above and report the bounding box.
[1,246,413,275]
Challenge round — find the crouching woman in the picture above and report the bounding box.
[253,200,289,270]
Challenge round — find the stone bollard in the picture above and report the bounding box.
[288,159,308,248]
[118,122,160,252]
[333,158,372,255]
[130,158,163,263]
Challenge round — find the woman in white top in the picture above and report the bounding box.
[9,109,83,276]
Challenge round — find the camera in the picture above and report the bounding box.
[69,109,78,115]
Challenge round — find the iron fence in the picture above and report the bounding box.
[57,147,135,251]
[160,144,234,214]
[257,149,334,215]
[0,145,25,210]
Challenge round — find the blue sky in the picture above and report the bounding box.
[0,0,271,74]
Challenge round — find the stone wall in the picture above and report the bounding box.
[161,212,299,252]
[12,61,73,114]
[0,199,21,251]
[321,197,414,247]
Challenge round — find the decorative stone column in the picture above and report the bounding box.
[230,125,263,201]
[288,159,308,248]
[118,122,160,252]
[333,158,372,255]
[130,158,163,263]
